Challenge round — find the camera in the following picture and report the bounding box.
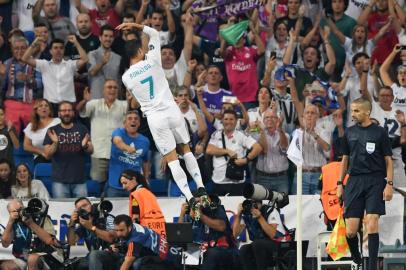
[112,239,128,254]
[19,198,49,224]
[241,199,259,216]
[94,200,113,217]
[76,208,90,220]
[243,183,289,209]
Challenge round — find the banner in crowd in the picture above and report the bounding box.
[0,195,403,259]
[192,0,262,20]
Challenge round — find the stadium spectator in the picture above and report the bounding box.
[32,0,76,42]
[256,109,290,194]
[65,13,100,60]
[11,163,50,200]
[105,111,150,197]
[283,25,336,99]
[88,25,121,99]
[247,86,274,140]
[136,0,176,46]
[380,44,406,114]
[161,13,194,93]
[77,80,128,188]
[262,57,297,135]
[206,110,262,195]
[342,53,376,126]
[112,13,137,57]
[74,0,126,37]
[1,35,43,135]
[220,18,265,109]
[23,99,60,164]
[275,0,313,37]
[0,158,13,199]
[321,0,357,79]
[33,23,52,60]
[0,107,19,165]
[22,36,88,112]
[291,104,330,195]
[43,101,93,198]
[358,0,404,66]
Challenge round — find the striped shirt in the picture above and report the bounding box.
[256,130,289,173]
[299,127,330,168]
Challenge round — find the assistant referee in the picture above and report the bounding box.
[337,98,393,270]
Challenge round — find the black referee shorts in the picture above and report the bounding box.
[343,174,386,218]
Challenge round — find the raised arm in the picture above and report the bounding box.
[283,29,297,65]
[320,26,336,75]
[358,0,376,26]
[74,0,89,14]
[135,0,149,24]
[163,0,176,37]
[114,0,126,16]
[33,0,44,21]
[22,37,42,67]
[262,56,277,87]
[67,35,88,69]
[325,17,346,45]
[379,44,400,86]
[182,13,194,64]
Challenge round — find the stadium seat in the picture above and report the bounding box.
[149,179,168,197]
[33,163,53,197]
[14,146,34,171]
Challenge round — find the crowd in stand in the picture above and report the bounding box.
[0,0,405,199]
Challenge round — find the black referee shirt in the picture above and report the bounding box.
[342,123,392,176]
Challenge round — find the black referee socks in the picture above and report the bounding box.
[347,235,362,264]
[368,233,379,270]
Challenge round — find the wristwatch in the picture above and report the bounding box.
[386,181,393,186]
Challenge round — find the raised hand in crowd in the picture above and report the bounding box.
[47,129,59,144]
[83,87,91,102]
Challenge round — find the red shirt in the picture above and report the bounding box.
[224,46,259,103]
[88,8,120,36]
[368,12,398,64]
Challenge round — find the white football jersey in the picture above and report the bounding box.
[122,26,177,116]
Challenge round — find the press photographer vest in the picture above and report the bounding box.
[129,187,168,258]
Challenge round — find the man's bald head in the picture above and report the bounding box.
[7,199,23,212]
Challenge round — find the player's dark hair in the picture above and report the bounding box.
[125,39,143,59]
[114,214,132,227]
[378,85,393,95]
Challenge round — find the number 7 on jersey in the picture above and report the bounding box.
[141,76,154,99]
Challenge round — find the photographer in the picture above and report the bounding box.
[67,197,116,270]
[113,214,167,270]
[178,195,237,270]
[1,199,58,270]
[233,185,291,270]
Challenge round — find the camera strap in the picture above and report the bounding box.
[221,132,228,161]
[17,224,28,241]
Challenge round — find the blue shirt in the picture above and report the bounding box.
[108,128,150,189]
[125,223,160,257]
[12,222,32,260]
